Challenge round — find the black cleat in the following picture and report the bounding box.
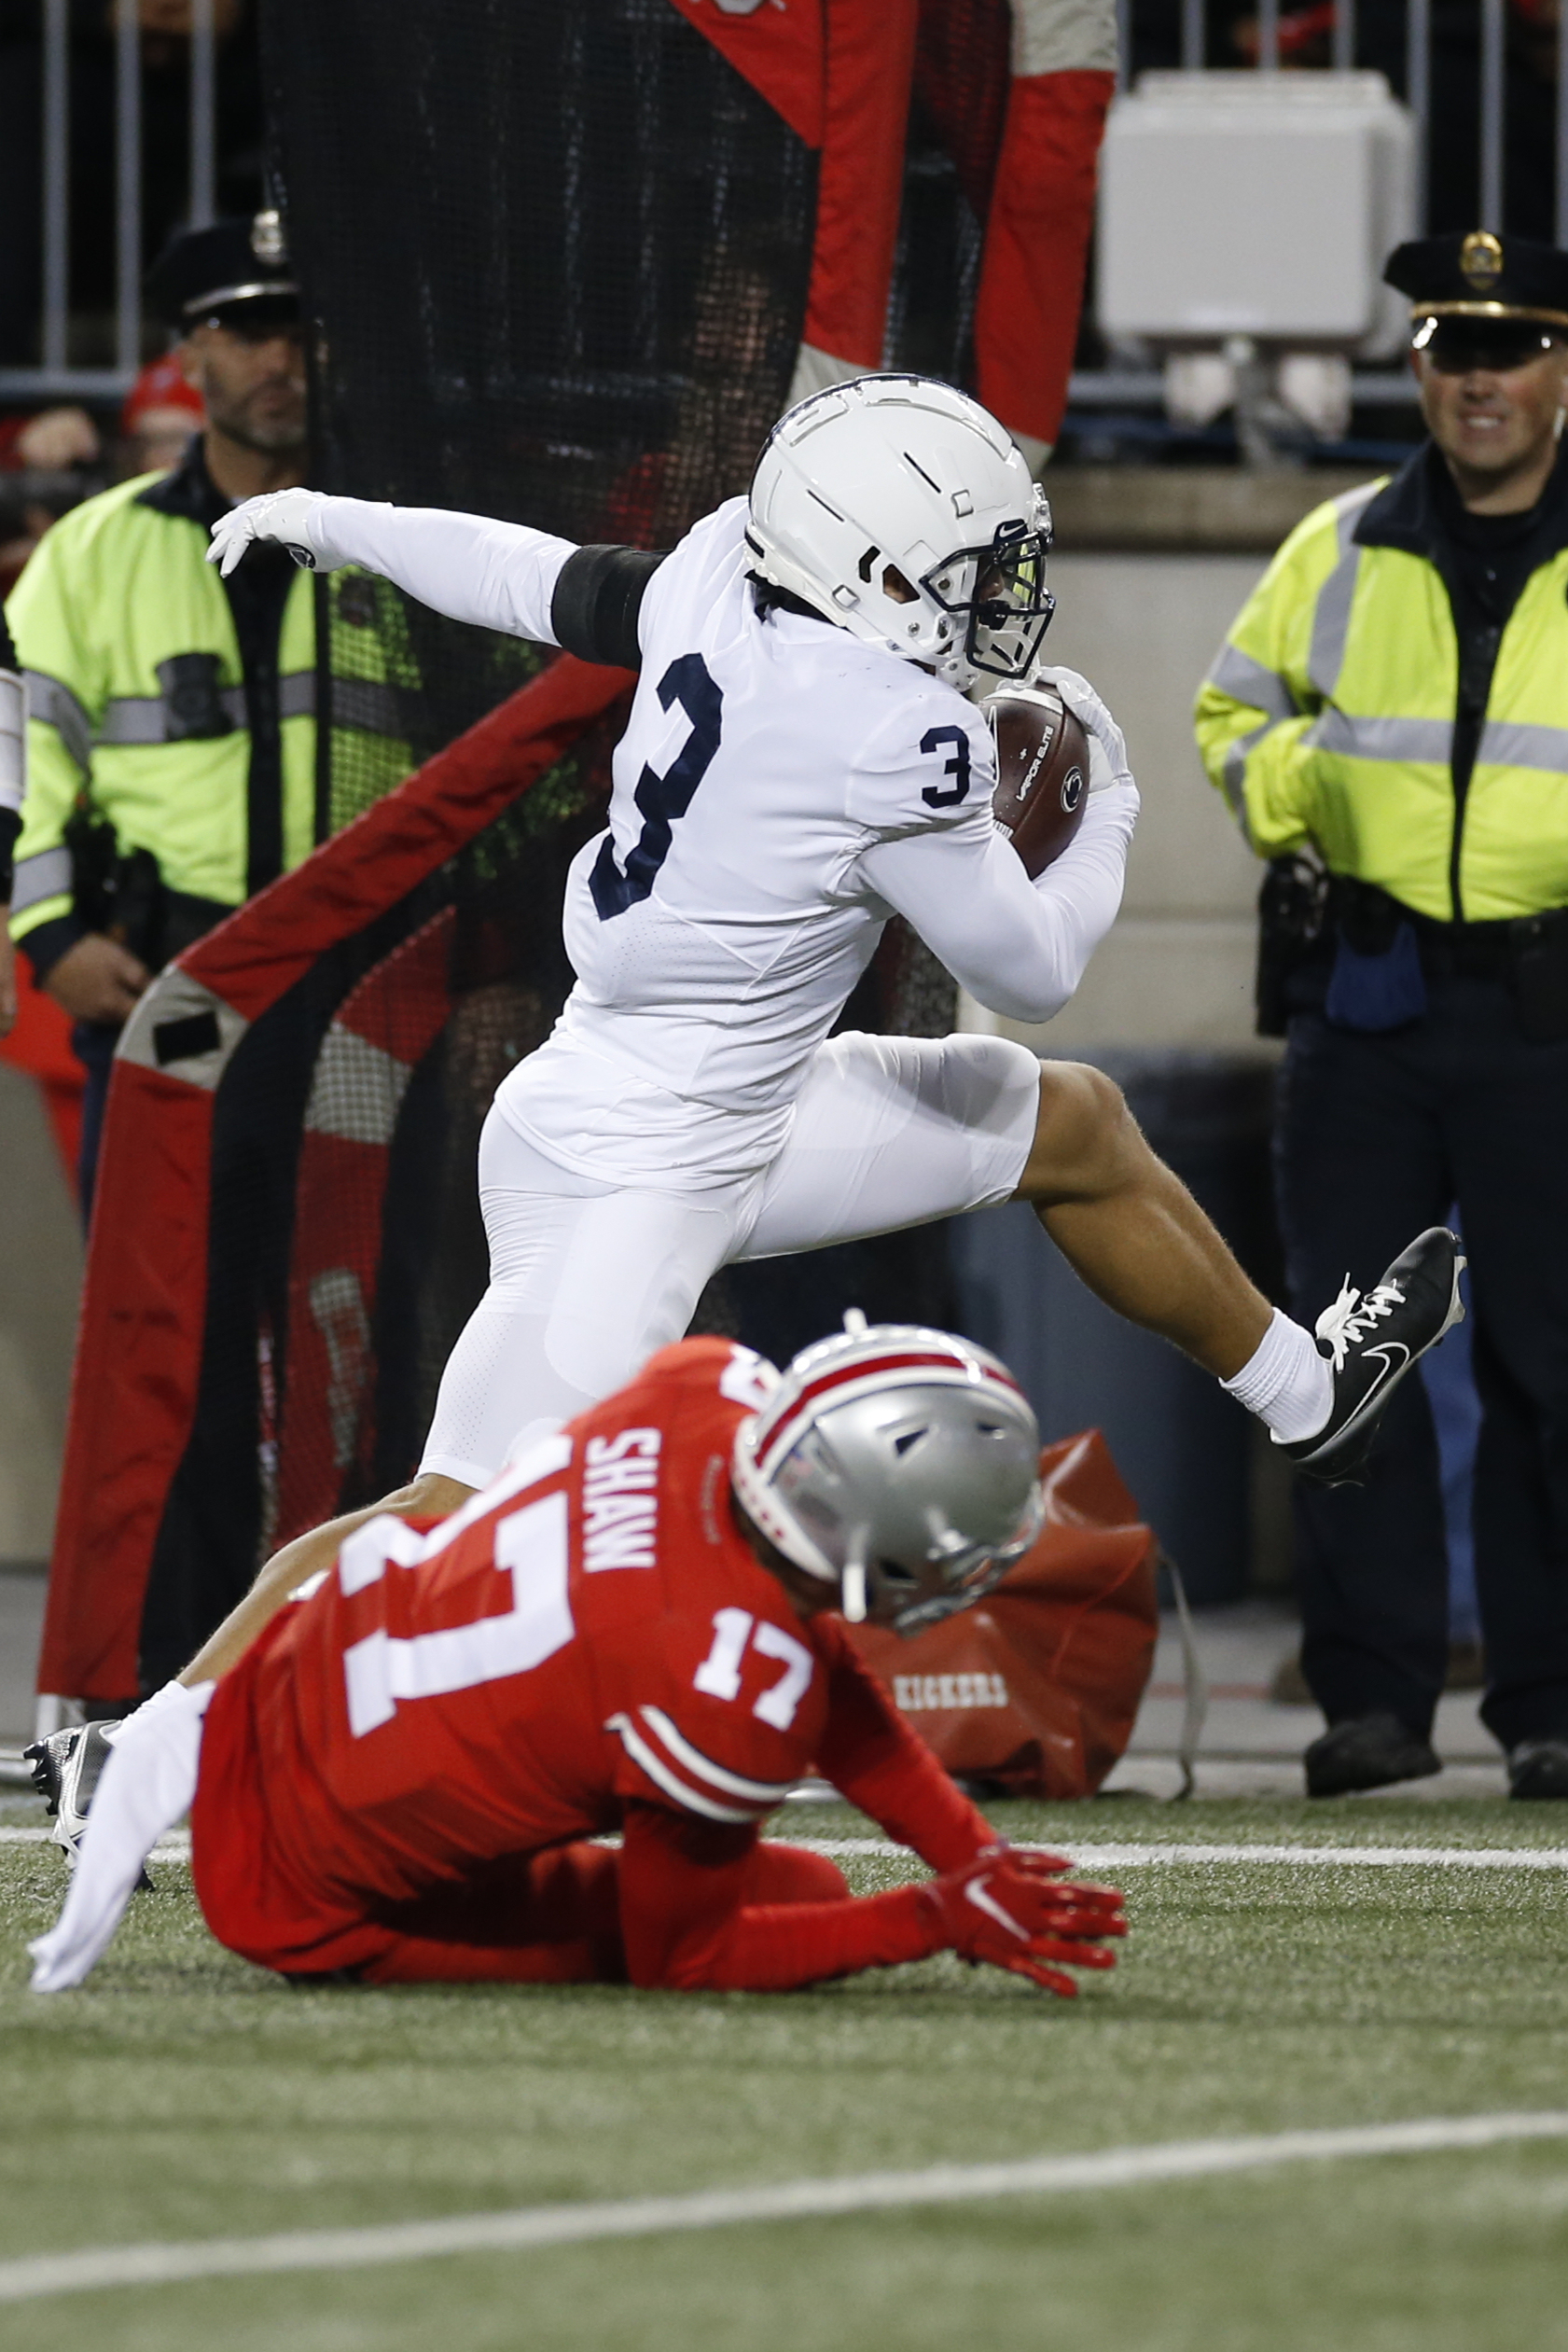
[1507,1740,1568,1801]
[23,1722,149,1881]
[1281,1227,1465,1485]
[1305,1712,1441,1798]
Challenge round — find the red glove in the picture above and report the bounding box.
[919,1844,1126,1997]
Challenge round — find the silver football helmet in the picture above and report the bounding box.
[746,374,1054,693]
[729,1315,1045,1634]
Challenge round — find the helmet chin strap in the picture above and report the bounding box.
[840,1558,867,1624]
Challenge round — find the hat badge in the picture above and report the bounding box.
[1460,230,1505,293]
[250,209,287,267]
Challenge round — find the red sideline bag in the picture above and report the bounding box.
[845,1429,1158,1799]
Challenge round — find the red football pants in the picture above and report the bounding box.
[352,1839,849,1986]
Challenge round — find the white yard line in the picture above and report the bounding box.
[788,1839,1568,1872]
[7,1828,1568,1870]
[1,2111,1565,2304]
[0,1827,190,1854]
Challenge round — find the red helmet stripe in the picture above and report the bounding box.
[752,1349,1025,1471]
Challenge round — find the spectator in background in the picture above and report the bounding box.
[119,352,204,478]
[1196,232,1568,1803]
[0,405,104,599]
[0,408,101,473]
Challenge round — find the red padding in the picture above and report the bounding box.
[973,70,1116,452]
[846,1429,1159,1799]
[665,0,825,148]
[802,0,920,369]
[38,654,631,1702]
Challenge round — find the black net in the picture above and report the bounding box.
[887,0,1011,388]
[134,1,1006,1683]
[138,2,818,1680]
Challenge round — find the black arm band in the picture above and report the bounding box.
[548,545,668,671]
[0,610,16,675]
[0,805,18,904]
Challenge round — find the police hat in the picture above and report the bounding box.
[1383,231,1568,333]
[146,212,298,330]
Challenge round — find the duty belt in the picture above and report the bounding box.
[1330,877,1568,981]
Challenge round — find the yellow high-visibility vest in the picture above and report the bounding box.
[6,465,417,951]
[1195,469,1568,922]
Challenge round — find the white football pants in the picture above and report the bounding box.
[419,1030,1041,1490]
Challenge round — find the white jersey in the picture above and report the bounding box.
[512,501,992,1177]
[275,490,1139,1188]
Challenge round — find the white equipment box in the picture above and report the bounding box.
[1098,72,1417,355]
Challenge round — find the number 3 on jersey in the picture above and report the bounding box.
[590,653,723,919]
[694,1607,814,1731]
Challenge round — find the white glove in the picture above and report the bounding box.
[207,487,354,578]
[1032,663,1134,796]
[28,1679,215,1992]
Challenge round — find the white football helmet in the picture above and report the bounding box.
[746,374,1054,692]
[730,1316,1045,1634]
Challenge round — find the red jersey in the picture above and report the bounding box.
[192,1339,993,1987]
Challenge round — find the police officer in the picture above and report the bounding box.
[4,213,411,1211]
[1196,231,1568,1802]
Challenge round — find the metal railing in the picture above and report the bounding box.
[2,0,218,401]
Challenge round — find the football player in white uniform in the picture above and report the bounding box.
[183,373,1460,1676]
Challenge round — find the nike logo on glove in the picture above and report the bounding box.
[964,1874,1029,1941]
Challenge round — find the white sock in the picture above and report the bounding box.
[1220,1308,1332,1443]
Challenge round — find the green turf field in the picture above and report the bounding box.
[4,1788,1568,2351]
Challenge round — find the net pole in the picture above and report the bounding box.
[41,0,69,374]
[115,0,143,376]
[188,0,217,230]
[1180,0,1203,73]
[1408,0,1431,234]
[1478,0,1505,232]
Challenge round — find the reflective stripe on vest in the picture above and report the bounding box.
[1479,719,1568,772]
[10,843,73,915]
[98,670,316,745]
[1306,481,1381,701]
[94,669,406,745]
[23,668,92,772]
[1310,710,1454,765]
[1206,641,1296,721]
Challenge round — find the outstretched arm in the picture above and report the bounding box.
[209,491,669,668]
[617,1802,1123,1996]
[209,490,579,641]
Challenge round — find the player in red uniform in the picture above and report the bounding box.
[29,1324,1126,1996]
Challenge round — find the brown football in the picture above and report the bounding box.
[983,683,1090,878]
